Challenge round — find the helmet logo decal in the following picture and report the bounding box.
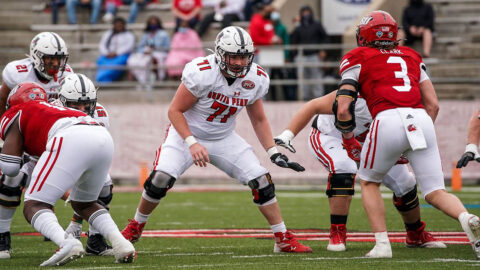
[359,16,373,26]
[32,37,40,47]
[242,80,255,90]
[376,31,383,38]
[29,93,36,99]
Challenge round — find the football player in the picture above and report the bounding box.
[55,73,114,256]
[456,109,480,168]
[275,91,445,252]
[0,32,73,259]
[335,10,480,258]
[121,26,312,253]
[0,82,134,266]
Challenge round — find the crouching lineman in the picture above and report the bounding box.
[121,26,312,253]
[456,109,480,168]
[0,32,73,259]
[274,90,445,252]
[54,73,115,256]
[0,82,134,266]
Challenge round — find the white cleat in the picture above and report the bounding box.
[460,213,480,259]
[113,239,135,263]
[365,243,392,258]
[0,250,10,259]
[327,243,346,252]
[40,235,84,267]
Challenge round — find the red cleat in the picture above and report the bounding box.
[327,224,347,251]
[121,219,146,244]
[273,230,312,253]
[406,221,446,248]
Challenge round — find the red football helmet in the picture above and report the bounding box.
[356,10,398,47]
[7,82,47,109]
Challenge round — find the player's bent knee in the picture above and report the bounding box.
[97,184,113,210]
[248,173,276,205]
[0,173,27,207]
[392,185,419,212]
[326,173,355,197]
[143,170,176,203]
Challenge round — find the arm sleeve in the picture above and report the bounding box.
[99,31,111,56]
[419,62,430,83]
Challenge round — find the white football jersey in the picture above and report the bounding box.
[181,54,269,140]
[94,102,110,129]
[2,58,74,100]
[314,98,372,142]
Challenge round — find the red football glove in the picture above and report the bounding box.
[396,154,409,164]
[342,136,362,162]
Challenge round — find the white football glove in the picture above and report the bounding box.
[456,143,480,168]
[274,129,296,153]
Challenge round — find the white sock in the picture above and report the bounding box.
[89,225,100,235]
[0,207,16,233]
[270,221,287,234]
[134,209,150,224]
[31,209,66,246]
[88,209,121,240]
[458,211,475,242]
[374,231,390,244]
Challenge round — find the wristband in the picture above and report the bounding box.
[185,136,197,147]
[267,146,279,157]
[466,143,479,155]
[280,129,295,141]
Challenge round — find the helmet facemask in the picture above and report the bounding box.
[217,47,254,78]
[61,98,97,117]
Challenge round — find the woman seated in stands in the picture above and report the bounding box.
[127,16,171,86]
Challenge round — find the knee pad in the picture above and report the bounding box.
[0,173,27,208]
[143,171,176,201]
[392,185,419,212]
[97,184,113,210]
[248,173,276,205]
[326,173,355,198]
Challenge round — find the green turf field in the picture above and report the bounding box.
[4,189,480,269]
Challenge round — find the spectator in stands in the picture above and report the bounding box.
[172,0,202,32]
[96,17,136,82]
[51,0,66,24]
[244,0,264,21]
[103,0,153,24]
[290,5,329,100]
[249,1,279,47]
[127,16,170,84]
[398,0,435,58]
[165,21,205,78]
[66,0,102,24]
[197,0,246,37]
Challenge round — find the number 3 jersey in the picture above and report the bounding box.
[339,46,429,118]
[2,58,74,100]
[181,54,269,140]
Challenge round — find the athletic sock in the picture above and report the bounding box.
[0,207,16,233]
[405,219,422,231]
[331,215,348,225]
[31,209,66,246]
[134,209,150,224]
[270,221,287,234]
[374,231,390,244]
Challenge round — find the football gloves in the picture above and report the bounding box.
[342,136,362,162]
[456,143,480,168]
[274,130,296,153]
[270,153,305,172]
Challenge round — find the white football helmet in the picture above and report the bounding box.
[29,32,69,81]
[214,26,255,78]
[59,73,97,116]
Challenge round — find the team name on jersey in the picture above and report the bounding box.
[207,91,249,107]
[379,49,403,54]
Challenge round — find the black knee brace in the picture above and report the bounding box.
[144,171,176,200]
[97,185,113,210]
[248,173,275,205]
[392,185,419,212]
[326,173,355,198]
[0,173,27,207]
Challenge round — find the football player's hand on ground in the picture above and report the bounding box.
[342,136,362,162]
[190,143,210,167]
[456,144,480,168]
[274,130,296,153]
[270,153,305,172]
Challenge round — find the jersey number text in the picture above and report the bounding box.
[387,56,411,92]
[206,101,237,123]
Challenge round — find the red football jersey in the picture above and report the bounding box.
[0,101,87,157]
[339,46,425,118]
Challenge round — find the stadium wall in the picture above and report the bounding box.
[106,100,480,185]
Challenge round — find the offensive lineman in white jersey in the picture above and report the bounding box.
[54,73,115,256]
[0,32,72,259]
[274,91,445,252]
[121,26,312,253]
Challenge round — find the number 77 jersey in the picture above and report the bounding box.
[339,46,427,118]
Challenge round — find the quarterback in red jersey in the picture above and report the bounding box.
[0,82,135,266]
[334,10,480,259]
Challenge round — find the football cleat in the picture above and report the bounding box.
[365,242,392,258]
[406,221,446,248]
[113,238,135,263]
[459,213,480,259]
[40,235,84,267]
[121,219,146,244]
[327,224,347,251]
[85,233,114,256]
[273,230,312,253]
[0,232,11,259]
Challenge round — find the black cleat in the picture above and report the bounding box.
[0,232,11,259]
[85,234,114,256]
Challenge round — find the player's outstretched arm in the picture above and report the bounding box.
[457,110,480,168]
[0,83,12,117]
[168,83,209,167]
[274,90,338,153]
[419,80,439,122]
